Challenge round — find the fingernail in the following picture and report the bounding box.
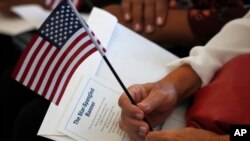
[146,25,154,33]
[202,10,210,17]
[139,126,147,134]
[169,0,177,7]
[124,13,131,21]
[134,23,142,31]
[156,17,163,25]
[135,113,143,120]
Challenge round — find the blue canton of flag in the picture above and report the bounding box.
[12,0,102,105]
[39,3,82,49]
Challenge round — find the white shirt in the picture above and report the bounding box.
[167,10,250,87]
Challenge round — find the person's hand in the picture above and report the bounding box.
[121,0,178,33]
[146,127,229,141]
[118,65,202,141]
[118,82,178,141]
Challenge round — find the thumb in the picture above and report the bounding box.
[137,88,164,114]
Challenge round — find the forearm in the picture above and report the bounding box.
[104,5,199,46]
[143,9,198,46]
[158,64,201,104]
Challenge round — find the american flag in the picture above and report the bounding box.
[45,0,81,10]
[12,0,102,105]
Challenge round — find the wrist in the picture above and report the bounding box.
[162,64,201,104]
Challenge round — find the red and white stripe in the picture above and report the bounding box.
[12,28,97,105]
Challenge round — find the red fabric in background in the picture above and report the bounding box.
[186,54,250,134]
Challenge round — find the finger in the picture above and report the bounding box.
[121,0,132,21]
[121,122,146,141]
[132,0,143,32]
[119,93,144,120]
[120,116,149,139]
[137,87,167,114]
[121,112,149,132]
[155,0,168,26]
[144,0,155,33]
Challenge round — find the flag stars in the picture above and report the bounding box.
[39,2,83,48]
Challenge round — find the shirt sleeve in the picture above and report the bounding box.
[166,10,250,87]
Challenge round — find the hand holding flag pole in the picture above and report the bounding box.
[67,0,153,131]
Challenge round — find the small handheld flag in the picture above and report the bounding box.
[12,0,100,105]
[13,0,153,130]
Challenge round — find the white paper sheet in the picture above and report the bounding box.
[58,76,132,141]
[11,4,89,29]
[38,7,184,141]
